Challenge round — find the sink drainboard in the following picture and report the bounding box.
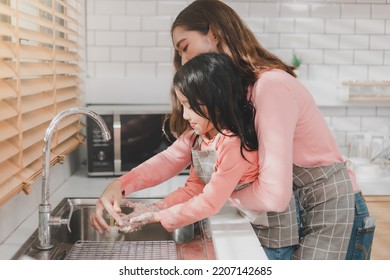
[64,240,177,260]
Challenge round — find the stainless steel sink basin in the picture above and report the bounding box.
[12,197,215,260]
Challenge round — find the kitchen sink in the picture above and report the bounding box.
[12,197,215,260]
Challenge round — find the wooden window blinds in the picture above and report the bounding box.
[0,0,83,205]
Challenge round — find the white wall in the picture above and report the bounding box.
[85,0,390,81]
[85,0,390,155]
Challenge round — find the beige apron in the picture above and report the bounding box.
[191,134,263,217]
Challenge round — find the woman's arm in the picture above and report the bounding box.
[158,137,258,231]
[230,78,299,212]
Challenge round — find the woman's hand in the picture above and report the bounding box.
[89,179,123,234]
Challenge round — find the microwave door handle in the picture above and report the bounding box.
[113,113,121,174]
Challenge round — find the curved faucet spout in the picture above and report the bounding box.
[42,107,111,205]
[38,107,111,250]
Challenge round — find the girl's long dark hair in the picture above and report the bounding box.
[172,52,258,158]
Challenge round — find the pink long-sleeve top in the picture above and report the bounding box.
[122,132,258,231]
[119,69,360,217]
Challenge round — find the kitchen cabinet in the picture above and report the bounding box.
[364,195,390,260]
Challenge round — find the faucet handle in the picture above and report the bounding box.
[66,198,73,233]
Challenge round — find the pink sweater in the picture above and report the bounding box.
[119,69,360,226]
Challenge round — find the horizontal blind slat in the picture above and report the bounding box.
[0,121,18,142]
[0,141,18,164]
[0,100,18,121]
[0,79,17,99]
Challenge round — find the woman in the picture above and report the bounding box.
[90,0,374,260]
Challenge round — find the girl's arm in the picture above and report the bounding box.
[158,137,258,232]
[119,130,193,196]
[90,130,193,233]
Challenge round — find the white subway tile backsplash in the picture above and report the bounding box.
[341,4,370,18]
[332,116,361,131]
[157,63,174,78]
[157,32,172,47]
[126,31,156,46]
[377,107,390,116]
[354,50,384,65]
[324,50,354,64]
[295,19,324,33]
[250,3,280,18]
[87,15,110,30]
[385,51,390,64]
[86,0,389,94]
[126,1,156,15]
[256,33,279,49]
[87,46,110,62]
[372,4,390,18]
[244,18,264,33]
[265,18,295,33]
[227,3,250,18]
[157,1,188,15]
[86,31,95,46]
[338,65,368,81]
[319,106,347,117]
[370,35,390,49]
[95,31,126,46]
[361,117,390,132]
[368,65,390,80]
[111,16,141,31]
[280,34,309,49]
[111,47,141,62]
[126,63,156,78]
[325,19,355,34]
[308,64,339,80]
[141,47,172,62]
[340,35,369,50]
[142,16,173,31]
[310,34,339,49]
[347,106,377,116]
[355,19,386,34]
[280,4,309,18]
[95,62,126,78]
[95,0,126,15]
[299,49,324,64]
[311,4,341,18]
[357,0,386,3]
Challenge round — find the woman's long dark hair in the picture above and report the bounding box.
[172,52,258,158]
[167,0,296,136]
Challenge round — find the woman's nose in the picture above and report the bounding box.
[181,55,188,65]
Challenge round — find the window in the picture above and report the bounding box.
[0,0,83,205]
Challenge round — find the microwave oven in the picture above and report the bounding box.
[86,105,189,177]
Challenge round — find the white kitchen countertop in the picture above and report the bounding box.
[0,166,267,260]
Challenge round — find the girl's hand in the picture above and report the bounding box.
[125,201,159,214]
[89,180,123,234]
[119,212,162,233]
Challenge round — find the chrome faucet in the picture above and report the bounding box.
[37,107,111,250]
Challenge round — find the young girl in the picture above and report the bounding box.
[118,52,259,232]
